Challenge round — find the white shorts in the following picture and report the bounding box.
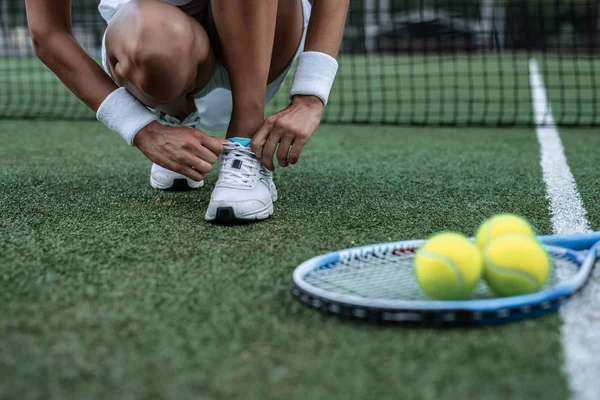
[101,0,311,131]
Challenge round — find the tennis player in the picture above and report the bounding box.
[25,0,348,223]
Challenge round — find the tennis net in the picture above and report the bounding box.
[1,0,599,127]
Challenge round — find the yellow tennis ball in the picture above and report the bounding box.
[476,214,535,249]
[414,232,484,300]
[484,234,551,297]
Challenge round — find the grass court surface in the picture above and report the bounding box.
[2,116,599,399]
[2,52,600,399]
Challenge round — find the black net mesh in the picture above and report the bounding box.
[1,0,599,126]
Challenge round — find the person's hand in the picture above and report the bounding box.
[251,95,323,171]
[133,121,223,181]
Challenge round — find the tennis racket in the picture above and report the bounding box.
[291,232,600,327]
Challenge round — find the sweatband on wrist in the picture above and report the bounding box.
[290,51,339,106]
[96,87,158,146]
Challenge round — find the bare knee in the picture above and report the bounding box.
[105,0,212,104]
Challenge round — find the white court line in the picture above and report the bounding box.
[529,59,600,400]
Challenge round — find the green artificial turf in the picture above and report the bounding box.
[560,129,600,228]
[0,120,572,400]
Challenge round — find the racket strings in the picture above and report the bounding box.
[310,253,415,299]
[304,247,581,300]
[307,250,429,299]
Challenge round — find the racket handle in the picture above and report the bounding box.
[538,232,600,251]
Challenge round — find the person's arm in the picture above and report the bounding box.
[251,0,349,171]
[25,0,222,181]
[26,0,116,110]
[303,0,348,59]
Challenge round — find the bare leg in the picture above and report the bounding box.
[104,0,215,119]
[205,0,303,138]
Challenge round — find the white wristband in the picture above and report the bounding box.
[96,87,158,146]
[290,51,339,106]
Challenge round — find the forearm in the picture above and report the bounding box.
[33,32,117,111]
[251,1,348,168]
[288,0,347,107]
[304,0,349,57]
[26,0,159,147]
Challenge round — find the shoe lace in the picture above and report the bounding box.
[218,142,263,188]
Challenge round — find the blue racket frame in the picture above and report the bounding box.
[291,232,600,326]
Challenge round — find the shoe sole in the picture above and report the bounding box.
[205,202,274,224]
[150,177,204,191]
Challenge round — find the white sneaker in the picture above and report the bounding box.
[149,163,205,190]
[149,112,204,191]
[205,138,278,223]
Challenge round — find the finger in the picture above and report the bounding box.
[180,166,206,182]
[190,145,219,165]
[251,116,278,158]
[179,136,219,164]
[288,140,306,165]
[262,128,283,172]
[276,135,294,168]
[161,159,205,182]
[200,134,225,156]
[180,153,213,175]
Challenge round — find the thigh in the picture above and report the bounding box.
[103,0,215,110]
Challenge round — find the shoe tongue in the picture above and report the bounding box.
[181,113,200,128]
[228,137,251,147]
[160,113,181,126]
[160,112,199,128]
